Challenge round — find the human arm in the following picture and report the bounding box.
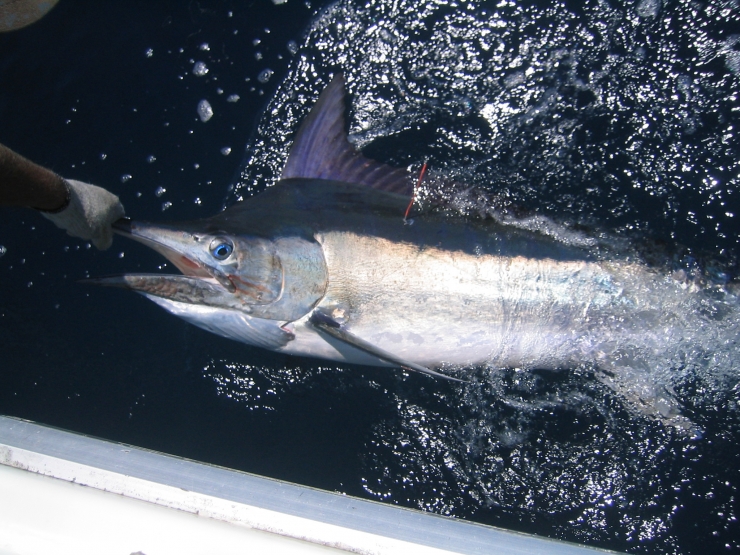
[0,143,125,249]
[0,142,69,211]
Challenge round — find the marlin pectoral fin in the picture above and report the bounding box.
[309,311,465,383]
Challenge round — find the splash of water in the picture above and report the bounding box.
[221,0,740,551]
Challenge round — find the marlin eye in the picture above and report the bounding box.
[209,237,234,260]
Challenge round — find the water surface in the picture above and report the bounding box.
[1,1,739,553]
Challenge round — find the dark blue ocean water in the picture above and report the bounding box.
[1,1,739,553]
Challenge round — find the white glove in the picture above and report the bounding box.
[42,179,125,250]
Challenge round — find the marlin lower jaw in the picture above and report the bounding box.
[84,273,248,313]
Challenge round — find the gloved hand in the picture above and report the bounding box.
[41,179,125,250]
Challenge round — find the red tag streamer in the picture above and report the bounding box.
[404,161,427,222]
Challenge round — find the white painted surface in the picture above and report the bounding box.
[0,464,336,555]
[0,447,455,555]
[0,416,616,555]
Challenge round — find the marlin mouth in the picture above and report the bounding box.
[111,217,236,292]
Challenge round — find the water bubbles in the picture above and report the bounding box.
[197,99,213,122]
[503,71,525,89]
[287,40,298,55]
[146,155,156,163]
[720,36,740,75]
[226,94,240,103]
[636,0,661,19]
[99,153,107,160]
[161,201,172,211]
[0,245,6,257]
[192,61,209,77]
[120,174,132,183]
[257,69,274,83]
[220,147,232,156]
[194,197,202,205]
[199,43,210,51]
[154,186,166,197]
[145,48,153,58]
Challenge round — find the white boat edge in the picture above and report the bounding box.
[0,415,620,555]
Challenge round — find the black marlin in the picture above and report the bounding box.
[90,75,732,428]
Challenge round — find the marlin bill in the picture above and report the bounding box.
[90,75,738,429]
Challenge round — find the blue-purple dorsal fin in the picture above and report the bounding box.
[280,74,414,197]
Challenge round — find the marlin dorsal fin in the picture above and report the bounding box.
[280,74,414,197]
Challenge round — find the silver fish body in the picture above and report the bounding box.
[108,179,686,374]
[92,75,721,426]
